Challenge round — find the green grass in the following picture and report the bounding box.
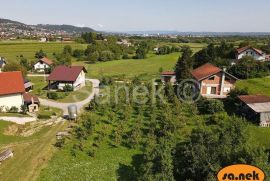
[38,106,63,119]
[0,41,87,61]
[75,53,180,80]
[248,125,270,149]
[38,145,139,181]
[236,77,270,96]
[28,76,92,103]
[0,121,67,181]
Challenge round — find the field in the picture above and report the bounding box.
[236,77,270,97]
[75,53,180,80]
[0,120,67,181]
[0,40,87,61]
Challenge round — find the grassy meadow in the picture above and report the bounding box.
[0,40,87,61]
[236,77,270,97]
[74,53,180,80]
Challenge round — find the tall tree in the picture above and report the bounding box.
[175,46,193,82]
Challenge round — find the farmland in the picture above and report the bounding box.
[75,53,181,79]
[0,40,87,61]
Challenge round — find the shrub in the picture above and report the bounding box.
[55,138,65,148]
[47,92,59,100]
[197,98,224,114]
[38,114,51,119]
[63,85,73,92]
[9,106,19,113]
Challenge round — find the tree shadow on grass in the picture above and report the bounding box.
[116,154,144,181]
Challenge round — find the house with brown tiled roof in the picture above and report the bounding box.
[33,57,53,73]
[238,95,270,127]
[236,46,268,61]
[47,65,87,91]
[191,63,238,98]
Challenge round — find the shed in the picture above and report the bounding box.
[238,95,270,127]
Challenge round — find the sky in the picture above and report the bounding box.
[0,0,270,32]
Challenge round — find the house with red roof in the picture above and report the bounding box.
[160,71,176,84]
[191,63,238,98]
[236,46,268,61]
[0,71,25,112]
[47,65,87,91]
[33,57,53,72]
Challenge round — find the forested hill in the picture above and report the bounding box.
[35,24,94,34]
[0,18,95,36]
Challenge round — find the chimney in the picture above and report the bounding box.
[31,97,34,104]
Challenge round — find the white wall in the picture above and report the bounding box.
[0,93,24,112]
[73,70,86,89]
[34,62,50,72]
[57,70,86,90]
[237,49,265,61]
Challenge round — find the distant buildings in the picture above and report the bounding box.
[116,39,132,47]
[33,57,53,72]
[47,66,87,91]
[191,63,238,98]
[236,46,270,61]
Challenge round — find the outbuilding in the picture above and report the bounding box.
[47,65,87,91]
[238,95,270,127]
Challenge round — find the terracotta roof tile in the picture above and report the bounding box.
[39,57,53,65]
[47,66,87,82]
[0,71,25,95]
[191,63,222,81]
[236,46,264,55]
[23,93,39,104]
[238,95,270,104]
[161,71,175,76]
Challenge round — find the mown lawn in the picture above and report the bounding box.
[28,76,92,103]
[0,41,87,61]
[74,53,180,80]
[236,77,270,96]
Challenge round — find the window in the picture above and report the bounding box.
[211,87,217,94]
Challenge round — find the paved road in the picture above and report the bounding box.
[39,79,100,116]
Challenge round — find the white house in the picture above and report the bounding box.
[47,66,87,91]
[236,46,267,61]
[0,71,25,112]
[33,57,53,72]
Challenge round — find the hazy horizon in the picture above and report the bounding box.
[0,0,270,32]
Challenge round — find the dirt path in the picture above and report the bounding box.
[0,121,67,181]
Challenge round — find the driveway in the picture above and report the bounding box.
[39,79,100,116]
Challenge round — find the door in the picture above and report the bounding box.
[206,87,211,94]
